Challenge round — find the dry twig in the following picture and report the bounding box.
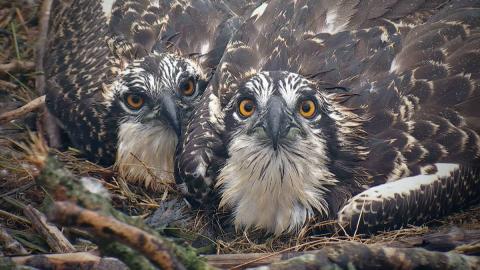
[0,225,28,255]
[254,242,480,270]
[0,209,31,225]
[23,204,76,253]
[0,80,18,91]
[0,60,35,75]
[10,252,129,270]
[48,201,185,270]
[0,95,45,125]
[35,0,61,147]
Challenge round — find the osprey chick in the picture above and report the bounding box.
[45,0,262,189]
[177,0,480,234]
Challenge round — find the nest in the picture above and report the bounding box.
[1,1,479,269]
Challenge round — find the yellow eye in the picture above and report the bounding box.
[125,94,145,110]
[238,98,256,118]
[299,99,316,118]
[179,78,195,96]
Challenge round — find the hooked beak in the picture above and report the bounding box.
[160,95,181,136]
[263,96,290,150]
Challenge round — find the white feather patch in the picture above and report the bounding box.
[115,121,178,189]
[101,0,115,20]
[338,163,460,221]
[217,131,336,235]
[250,2,268,21]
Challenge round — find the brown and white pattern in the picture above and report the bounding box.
[177,0,480,234]
[45,0,264,189]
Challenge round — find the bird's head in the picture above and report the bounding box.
[108,52,208,134]
[224,71,327,151]
[217,71,367,234]
[105,52,208,189]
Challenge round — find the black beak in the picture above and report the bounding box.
[160,95,181,136]
[264,96,289,150]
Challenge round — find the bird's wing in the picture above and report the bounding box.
[45,0,119,165]
[332,1,480,233]
[338,164,480,234]
[109,0,264,74]
[46,0,260,166]
[175,0,441,205]
[343,1,480,182]
[106,0,171,59]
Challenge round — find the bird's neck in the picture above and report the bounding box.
[114,121,178,190]
[217,134,338,235]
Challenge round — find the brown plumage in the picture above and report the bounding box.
[45,0,264,189]
[176,0,480,234]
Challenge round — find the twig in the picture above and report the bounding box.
[23,205,76,253]
[0,80,18,91]
[0,182,35,198]
[0,95,45,125]
[0,209,31,225]
[0,60,34,75]
[36,0,61,147]
[35,0,52,87]
[252,242,480,270]
[15,8,31,37]
[48,201,185,270]
[0,225,28,255]
[204,252,314,269]
[10,252,129,270]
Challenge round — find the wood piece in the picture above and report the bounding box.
[36,0,61,147]
[0,209,31,225]
[10,252,129,270]
[205,228,480,269]
[252,242,480,270]
[204,252,314,269]
[23,205,75,253]
[0,225,28,255]
[0,60,35,75]
[0,80,18,91]
[47,201,185,270]
[0,95,45,125]
[35,0,51,96]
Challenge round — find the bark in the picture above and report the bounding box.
[251,242,480,270]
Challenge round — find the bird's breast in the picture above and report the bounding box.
[115,121,178,190]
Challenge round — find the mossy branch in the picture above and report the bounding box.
[34,155,214,270]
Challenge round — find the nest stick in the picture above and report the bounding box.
[0,80,18,91]
[36,155,214,270]
[10,252,129,270]
[23,204,76,253]
[48,201,185,270]
[0,225,28,255]
[35,0,61,147]
[35,0,52,86]
[0,95,45,125]
[255,242,480,270]
[0,60,35,75]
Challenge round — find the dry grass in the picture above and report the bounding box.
[0,0,479,259]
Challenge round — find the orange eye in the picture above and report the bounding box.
[238,98,256,118]
[179,78,195,96]
[299,99,316,118]
[125,94,145,110]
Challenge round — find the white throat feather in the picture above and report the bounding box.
[216,131,338,235]
[115,121,178,189]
